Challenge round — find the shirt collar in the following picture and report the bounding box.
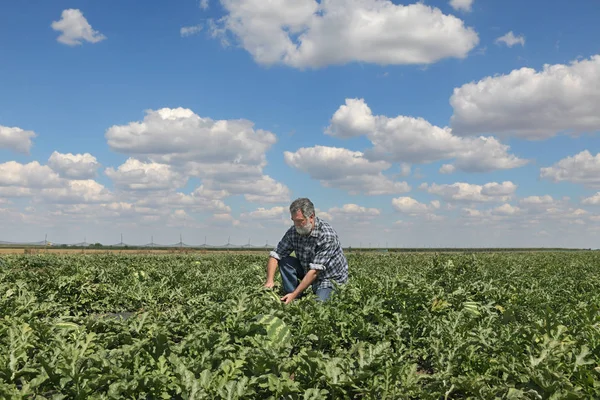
[310,216,321,238]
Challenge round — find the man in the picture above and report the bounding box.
[264,198,348,304]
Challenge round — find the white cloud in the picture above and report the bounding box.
[491,203,521,216]
[105,106,290,201]
[439,164,456,174]
[134,187,231,214]
[51,9,106,46]
[181,25,203,37]
[399,163,411,177]
[329,204,380,218]
[200,0,209,10]
[0,125,36,154]
[495,31,525,47]
[213,0,479,68]
[169,209,191,222]
[326,98,376,138]
[582,193,600,206]
[458,195,595,232]
[450,55,600,140]
[420,181,517,203]
[209,175,290,203]
[192,185,229,201]
[105,158,187,191]
[0,187,33,198]
[0,161,62,188]
[48,151,100,180]
[40,180,113,204]
[209,213,240,227]
[540,150,600,187]
[449,0,474,12]
[241,206,287,220]
[105,107,276,173]
[519,195,556,206]
[392,197,435,214]
[284,145,410,195]
[327,98,528,172]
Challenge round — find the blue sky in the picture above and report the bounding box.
[0,0,599,248]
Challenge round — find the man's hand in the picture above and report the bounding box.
[263,280,275,289]
[279,269,319,305]
[280,292,297,304]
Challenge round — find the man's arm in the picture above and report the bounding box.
[280,269,319,304]
[264,228,295,288]
[264,256,278,288]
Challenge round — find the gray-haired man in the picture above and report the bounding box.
[264,198,349,304]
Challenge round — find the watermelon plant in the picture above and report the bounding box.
[1,251,600,398]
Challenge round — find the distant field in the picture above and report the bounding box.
[1,251,600,398]
[0,248,268,255]
[0,246,590,255]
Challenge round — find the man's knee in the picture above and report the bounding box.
[315,287,334,302]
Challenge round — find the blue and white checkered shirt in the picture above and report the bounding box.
[270,216,349,291]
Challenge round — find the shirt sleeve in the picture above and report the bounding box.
[309,235,337,271]
[270,227,294,260]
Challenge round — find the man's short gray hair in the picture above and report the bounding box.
[290,198,315,219]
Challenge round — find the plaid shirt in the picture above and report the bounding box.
[270,217,349,291]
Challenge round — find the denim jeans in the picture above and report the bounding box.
[279,256,333,302]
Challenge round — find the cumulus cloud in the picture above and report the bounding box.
[105,107,276,167]
[209,175,290,203]
[181,25,203,37]
[0,125,36,154]
[0,161,62,188]
[420,181,517,203]
[439,164,456,174]
[495,31,525,47]
[0,187,33,198]
[540,150,600,187]
[582,193,600,206]
[40,180,113,204]
[105,158,187,191]
[134,186,231,214]
[284,145,410,195]
[491,203,521,216]
[392,197,434,214]
[105,106,290,200]
[450,55,600,139]
[461,196,593,231]
[329,204,380,220]
[48,151,100,180]
[239,206,290,228]
[519,195,559,207]
[449,0,474,12]
[51,9,106,46]
[391,196,443,222]
[0,160,117,209]
[241,206,287,220]
[326,98,527,172]
[212,0,479,68]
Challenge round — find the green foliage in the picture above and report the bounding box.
[0,251,600,398]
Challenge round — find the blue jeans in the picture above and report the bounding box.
[279,256,333,302]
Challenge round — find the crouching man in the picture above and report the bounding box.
[264,198,349,304]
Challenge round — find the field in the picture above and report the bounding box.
[1,251,600,399]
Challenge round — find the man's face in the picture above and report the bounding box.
[292,209,314,236]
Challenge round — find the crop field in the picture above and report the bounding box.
[1,251,600,399]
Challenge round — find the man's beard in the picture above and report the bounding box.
[295,221,313,236]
